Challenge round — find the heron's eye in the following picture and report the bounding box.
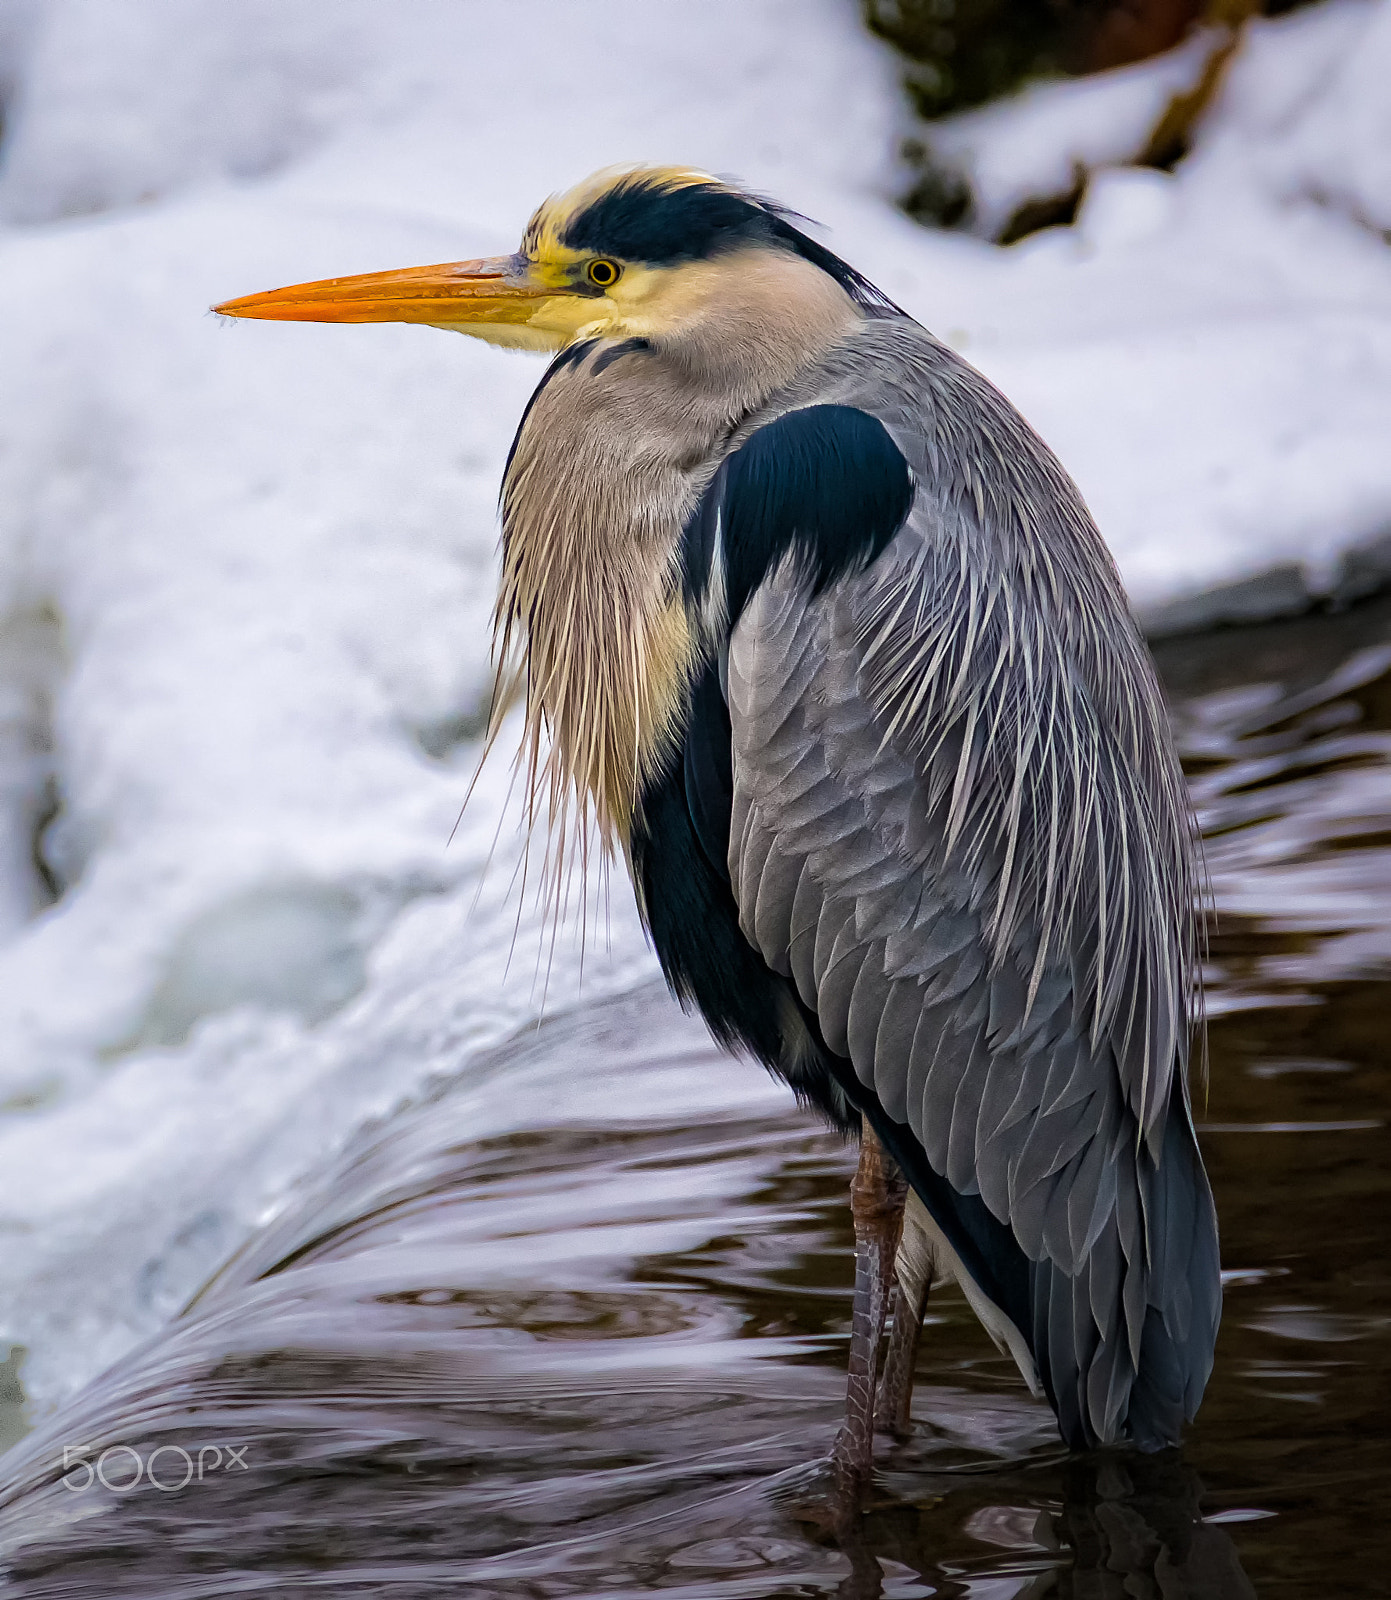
[587,258,621,288]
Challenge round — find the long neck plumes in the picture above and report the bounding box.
[495,341,727,865]
[492,248,860,867]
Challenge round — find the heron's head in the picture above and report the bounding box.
[214,165,893,353]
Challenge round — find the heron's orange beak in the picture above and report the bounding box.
[213,254,562,335]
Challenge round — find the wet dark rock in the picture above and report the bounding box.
[1140,535,1391,640]
[867,0,1312,120]
[1142,565,1317,639]
[877,0,1320,242]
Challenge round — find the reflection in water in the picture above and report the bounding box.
[1048,1455,1256,1599]
[1,597,1390,1595]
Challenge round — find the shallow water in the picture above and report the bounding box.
[1,598,1389,1597]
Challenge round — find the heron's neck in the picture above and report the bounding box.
[496,268,858,850]
[633,249,862,405]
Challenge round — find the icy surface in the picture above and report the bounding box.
[0,0,1389,1413]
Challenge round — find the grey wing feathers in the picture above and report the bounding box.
[725,323,1219,1446]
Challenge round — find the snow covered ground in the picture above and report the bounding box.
[0,0,1389,1416]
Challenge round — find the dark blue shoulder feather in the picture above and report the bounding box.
[683,404,913,628]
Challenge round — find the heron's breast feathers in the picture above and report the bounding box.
[495,340,718,849]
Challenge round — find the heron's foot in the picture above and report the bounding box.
[766,1454,855,1532]
[766,1460,885,1596]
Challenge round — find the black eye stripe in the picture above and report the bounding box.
[555,176,904,315]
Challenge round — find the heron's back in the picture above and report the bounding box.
[664,317,1221,1447]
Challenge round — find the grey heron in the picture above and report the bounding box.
[215,164,1221,1495]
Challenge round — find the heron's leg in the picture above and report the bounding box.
[875,1190,934,1438]
[830,1120,905,1490]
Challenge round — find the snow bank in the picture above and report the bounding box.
[0,0,1389,1412]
